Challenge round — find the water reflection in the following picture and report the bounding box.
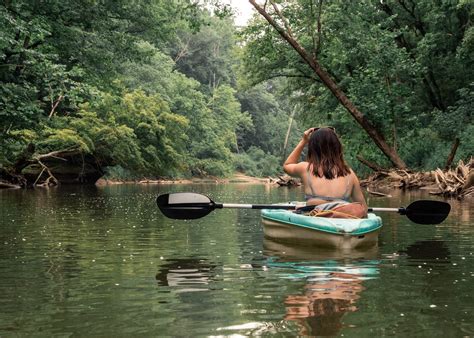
[400,240,451,266]
[155,258,217,293]
[264,240,379,336]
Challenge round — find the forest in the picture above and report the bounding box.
[0,0,472,187]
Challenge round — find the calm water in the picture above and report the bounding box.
[0,184,473,336]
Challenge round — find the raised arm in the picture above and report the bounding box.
[283,128,315,176]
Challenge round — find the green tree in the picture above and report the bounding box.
[244,0,473,171]
[172,16,237,91]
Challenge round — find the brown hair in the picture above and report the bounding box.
[307,128,350,179]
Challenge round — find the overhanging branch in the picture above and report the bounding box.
[248,0,407,169]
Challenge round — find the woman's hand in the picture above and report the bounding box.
[284,127,316,176]
[302,127,316,144]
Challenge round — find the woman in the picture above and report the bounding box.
[283,127,367,218]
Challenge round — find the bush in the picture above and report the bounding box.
[191,159,233,177]
[103,166,137,180]
[234,146,281,177]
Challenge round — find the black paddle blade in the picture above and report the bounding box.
[156,193,216,219]
[405,200,451,224]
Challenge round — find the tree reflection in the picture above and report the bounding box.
[155,258,217,292]
[400,240,451,265]
[264,239,379,336]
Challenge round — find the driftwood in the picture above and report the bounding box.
[0,180,21,189]
[366,187,392,197]
[361,158,474,198]
[1,145,91,187]
[33,159,60,187]
[28,148,81,187]
[274,175,301,187]
[431,159,473,197]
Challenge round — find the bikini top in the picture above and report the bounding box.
[304,168,352,202]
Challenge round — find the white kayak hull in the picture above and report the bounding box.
[261,209,383,250]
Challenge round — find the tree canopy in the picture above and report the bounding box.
[245,0,473,172]
[0,0,472,185]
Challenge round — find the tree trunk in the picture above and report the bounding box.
[249,0,407,169]
[356,155,385,172]
[282,104,297,162]
[445,138,460,170]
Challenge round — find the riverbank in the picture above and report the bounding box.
[2,165,472,200]
[95,173,273,186]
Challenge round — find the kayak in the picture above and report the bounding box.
[261,207,383,250]
[263,237,379,260]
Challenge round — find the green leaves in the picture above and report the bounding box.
[1,1,242,179]
[243,0,473,171]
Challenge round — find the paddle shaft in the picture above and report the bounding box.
[220,204,403,213]
[216,203,296,210]
[369,207,404,213]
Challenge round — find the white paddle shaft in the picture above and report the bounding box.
[369,207,401,212]
[222,203,253,208]
[221,204,402,211]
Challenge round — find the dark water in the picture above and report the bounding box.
[1,184,473,336]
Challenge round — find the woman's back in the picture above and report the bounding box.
[302,165,354,203]
[283,127,367,216]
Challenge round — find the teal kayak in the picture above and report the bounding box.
[261,208,383,249]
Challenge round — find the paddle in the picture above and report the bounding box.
[156,192,296,220]
[156,192,450,224]
[368,200,450,224]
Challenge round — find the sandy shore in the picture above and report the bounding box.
[95,173,274,186]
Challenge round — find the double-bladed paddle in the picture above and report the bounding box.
[156,192,451,225]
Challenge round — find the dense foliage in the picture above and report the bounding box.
[243,0,473,173]
[1,0,472,183]
[1,0,294,180]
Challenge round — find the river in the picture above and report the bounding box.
[0,184,473,336]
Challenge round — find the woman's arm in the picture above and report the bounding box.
[283,128,315,176]
[350,172,368,214]
[283,139,306,176]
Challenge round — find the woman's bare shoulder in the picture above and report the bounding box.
[294,161,310,176]
[349,168,361,182]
